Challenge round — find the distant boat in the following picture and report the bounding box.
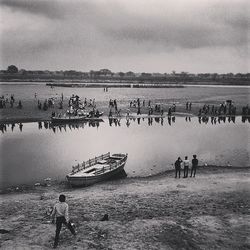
[51,110,104,123]
[87,111,104,118]
[51,115,87,123]
[66,152,128,187]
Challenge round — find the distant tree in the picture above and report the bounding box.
[118,72,125,77]
[126,71,135,77]
[180,71,188,78]
[141,73,152,77]
[7,65,18,73]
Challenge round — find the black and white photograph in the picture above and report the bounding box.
[0,0,249,249]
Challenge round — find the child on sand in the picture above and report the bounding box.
[51,194,76,248]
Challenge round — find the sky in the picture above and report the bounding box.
[0,0,249,73]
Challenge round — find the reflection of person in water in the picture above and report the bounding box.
[11,123,15,131]
[168,116,171,125]
[126,118,130,127]
[109,118,113,126]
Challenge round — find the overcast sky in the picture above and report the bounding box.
[0,0,249,73]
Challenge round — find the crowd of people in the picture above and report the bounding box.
[128,98,177,117]
[198,101,237,117]
[1,92,250,125]
[109,99,121,117]
[0,94,23,109]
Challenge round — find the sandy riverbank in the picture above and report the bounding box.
[0,167,249,249]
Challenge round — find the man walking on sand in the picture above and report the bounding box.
[51,194,76,248]
[183,156,189,178]
[190,155,198,177]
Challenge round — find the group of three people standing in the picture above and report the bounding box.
[174,155,198,178]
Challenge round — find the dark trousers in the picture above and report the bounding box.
[54,216,75,248]
[190,166,197,177]
[184,166,189,178]
[175,168,181,178]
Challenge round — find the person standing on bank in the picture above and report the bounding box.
[190,155,198,177]
[51,194,76,248]
[183,156,189,178]
[174,157,182,178]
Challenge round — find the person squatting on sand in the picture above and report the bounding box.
[51,194,76,248]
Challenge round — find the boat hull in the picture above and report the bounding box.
[51,116,103,123]
[66,156,127,187]
[51,116,86,123]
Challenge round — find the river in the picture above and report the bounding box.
[0,116,249,188]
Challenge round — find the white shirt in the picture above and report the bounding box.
[51,202,69,222]
[183,159,190,167]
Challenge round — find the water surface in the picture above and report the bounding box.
[0,117,249,188]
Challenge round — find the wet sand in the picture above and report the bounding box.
[0,167,249,249]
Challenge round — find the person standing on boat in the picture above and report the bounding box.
[190,155,198,177]
[51,194,76,248]
[174,157,182,178]
[183,156,189,178]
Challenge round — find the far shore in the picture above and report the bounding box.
[1,79,250,86]
[0,166,249,249]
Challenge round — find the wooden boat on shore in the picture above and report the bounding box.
[66,152,128,187]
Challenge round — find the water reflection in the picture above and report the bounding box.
[0,123,24,133]
[108,118,121,127]
[1,116,249,188]
[185,116,192,122]
[242,115,250,123]
[50,120,102,133]
[198,115,237,124]
[0,115,249,134]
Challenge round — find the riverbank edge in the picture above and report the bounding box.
[0,113,246,124]
[1,165,250,195]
